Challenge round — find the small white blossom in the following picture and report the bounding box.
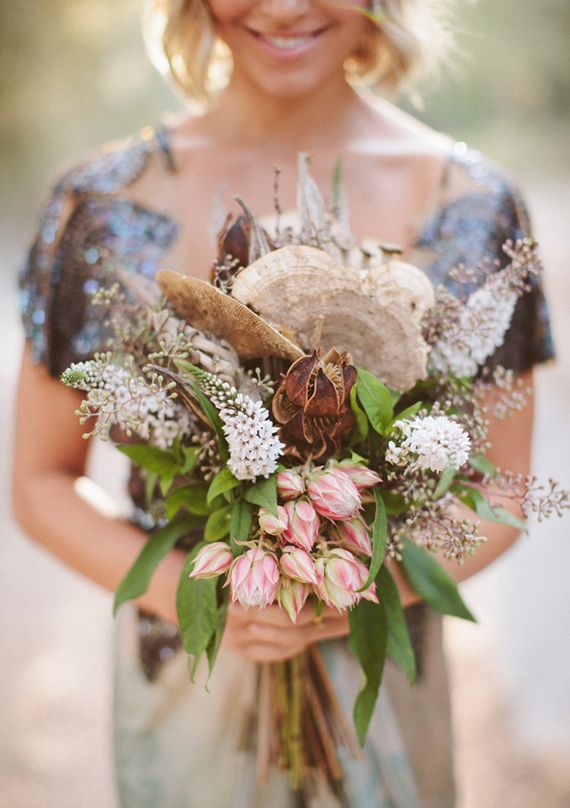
[387,415,471,474]
[430,276,518,377]
[61,357,191,448]
[190,368,284,481]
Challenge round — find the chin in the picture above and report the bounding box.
[237,61,346,103]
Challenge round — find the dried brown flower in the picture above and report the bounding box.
[272,348,356,460]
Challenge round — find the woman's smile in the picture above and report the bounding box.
[244,23,334,60]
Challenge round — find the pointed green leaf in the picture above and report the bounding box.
[207,467,240,505]
[356,368,394,433]
[230,498,253,543]
[348,597,387,746]
[181,446,200,474]
[349,385,369,443]
[400,539,476,622]
[176,546,218,680]
[468,454,498,479]
[205,593,229,682]
[144,471,158,507]
[204,504,232,541]
[113,514,199,614]
[379,566,416,684]
[489,506,528,532]
[159,475,174,497]
[166,484,210,519]
[434,466,456,499]
[387,401,422,433]
[358,489,387,591]
[244,473,278,517]
[117,444,181,477]
[381,491,409,516]
[456,486,528,533]
[175,360,229,461]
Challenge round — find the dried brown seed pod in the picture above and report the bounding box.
[157,269,304,362]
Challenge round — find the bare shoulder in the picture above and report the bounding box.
[352,95,457,163]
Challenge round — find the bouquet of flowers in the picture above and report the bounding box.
[61,158,568,788]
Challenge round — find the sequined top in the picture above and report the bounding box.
[18,125,555,678]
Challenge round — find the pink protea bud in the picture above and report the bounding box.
[334,460,382,491]
[277,469,305,500]
[306,468,361,521]
[258,505,288,536]
[279,545,321,585]
[313,549,377,610]
[330,516,372,557]
[229,547,279,609]
[278,578,310,623]
[350,553,379,604]
[281,499,320,552]
[313,555,357,610]
[189,542,233,579]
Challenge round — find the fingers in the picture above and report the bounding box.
[222,603,350,663]
[228,602,346,628]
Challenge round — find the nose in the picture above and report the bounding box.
[256,0,314,24]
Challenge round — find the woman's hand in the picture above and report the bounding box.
[222,601,350,662]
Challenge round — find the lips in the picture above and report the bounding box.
[246,25,331,55]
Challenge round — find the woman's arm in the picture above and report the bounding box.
[11,343,185,624]
[13,343,535,662]
[391,369,535,605]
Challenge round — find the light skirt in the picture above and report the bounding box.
[113,606,456,808]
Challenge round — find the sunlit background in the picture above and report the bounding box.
[1,1,569,806]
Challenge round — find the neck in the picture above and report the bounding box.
[209,70,364,151]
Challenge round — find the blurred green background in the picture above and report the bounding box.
[1,3,569,807]
[1,0,569,223]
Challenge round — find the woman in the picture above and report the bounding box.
[12,1,554,806]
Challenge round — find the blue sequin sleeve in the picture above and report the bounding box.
[485,180,555,372]
[18,131,179,376]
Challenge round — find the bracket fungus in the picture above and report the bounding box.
[230,245,434,391]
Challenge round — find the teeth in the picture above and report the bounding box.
[263,35,313,50]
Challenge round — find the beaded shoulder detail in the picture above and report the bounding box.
[413,142,532,286]
[19,127,179,372]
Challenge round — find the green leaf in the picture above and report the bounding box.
[358,489,387,591]
[387,401,422,433]
[400,539,476,622]
[348,597,387,746]
[117,444,181,478]
[144,471,158,507]
[181,446,200,474]
[176,547,218,680]
[244,473,278,517]
[434,466,456,499]
[349,385,369,443]
[204,504,232,541]
[457,486,528,533]
[356,368,394,433]
[381,492,409,516]
[205,593,229,681]
[489,506,528,532]
[207,467,240,505]
[113,514,198,614]
[166,484,210,519]
[379,566,416,684]
[159,475,174,497]
[175,360,229,461]
[468,454,498,479]
[230,498,253,543]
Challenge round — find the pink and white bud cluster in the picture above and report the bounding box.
[315,549,378,610]
[189,458,382,620]
[228,546,280,609]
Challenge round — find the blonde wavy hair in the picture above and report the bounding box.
[143,0,458,108]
